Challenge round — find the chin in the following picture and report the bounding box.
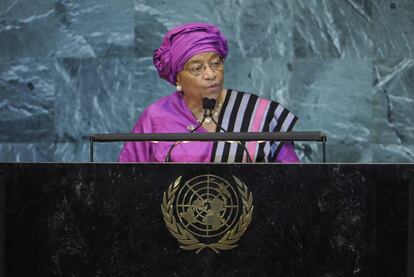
[205,87,222,97]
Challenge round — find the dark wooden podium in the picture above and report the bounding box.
[1,163,413,276]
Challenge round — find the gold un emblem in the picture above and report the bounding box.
[161,174,254,253]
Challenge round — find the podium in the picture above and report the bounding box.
[1,163,413,276]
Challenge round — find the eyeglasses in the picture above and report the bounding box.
[185,59,224,76]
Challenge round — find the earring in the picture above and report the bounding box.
[176,84,182,92]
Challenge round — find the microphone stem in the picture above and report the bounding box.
[166,103,253,163]
[164,112,208,162]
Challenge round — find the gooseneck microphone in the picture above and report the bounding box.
[191,98,215,133]
[164,98,213,162]
[165,97,253,162]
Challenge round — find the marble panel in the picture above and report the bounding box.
[134,0,293,61]
[224,57,291,105]
[372,0,414,58]
[54,0,135,57]
[0,58,55,142]
[293,0,373,58]
[0,141,122,162]
[372,58,414,162]
[0,143,55,162]
[0,0,57,57]
[289,58,373,162]
[54,57,171,141]
[0,0,134,58]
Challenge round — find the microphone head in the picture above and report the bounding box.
[202,97,216,110]
[209,98,216,109]
[202,98,210,110]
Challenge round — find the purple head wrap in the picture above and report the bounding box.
[153,22,228,85]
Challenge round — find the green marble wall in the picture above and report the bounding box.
[1,0,413,162]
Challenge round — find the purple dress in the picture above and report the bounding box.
[119,90,300,163]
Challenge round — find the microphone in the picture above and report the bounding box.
[203,97,216,111]
[191,98,214,133]
[164,98,212,162]
[165,97,253,162]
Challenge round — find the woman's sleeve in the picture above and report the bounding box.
[269,103,300,163]
[275,142,300,163]
[118,110,153,162]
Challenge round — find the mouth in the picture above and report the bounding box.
[206,83,219,89]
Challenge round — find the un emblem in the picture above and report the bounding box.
[161,174,253,253]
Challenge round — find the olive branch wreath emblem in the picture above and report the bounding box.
[161,175,254,254]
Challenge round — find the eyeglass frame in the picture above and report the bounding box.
[183,57,225,76]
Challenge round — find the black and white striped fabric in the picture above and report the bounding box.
[210,89,298,162]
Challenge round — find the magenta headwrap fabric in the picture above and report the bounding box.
[153,22,228,85]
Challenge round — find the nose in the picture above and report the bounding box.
[202,65,216,80]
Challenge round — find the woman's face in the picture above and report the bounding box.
[176,51,225,108]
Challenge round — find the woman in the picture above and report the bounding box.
[119,22,299,163]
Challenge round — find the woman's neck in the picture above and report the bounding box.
[184,88,227,115]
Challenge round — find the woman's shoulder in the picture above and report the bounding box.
[141,91,180,116]
[226,89,278,104]
[226,89,298,134]
[226,88,296,119]
[227,89,266,98]
[131,92,180,130]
